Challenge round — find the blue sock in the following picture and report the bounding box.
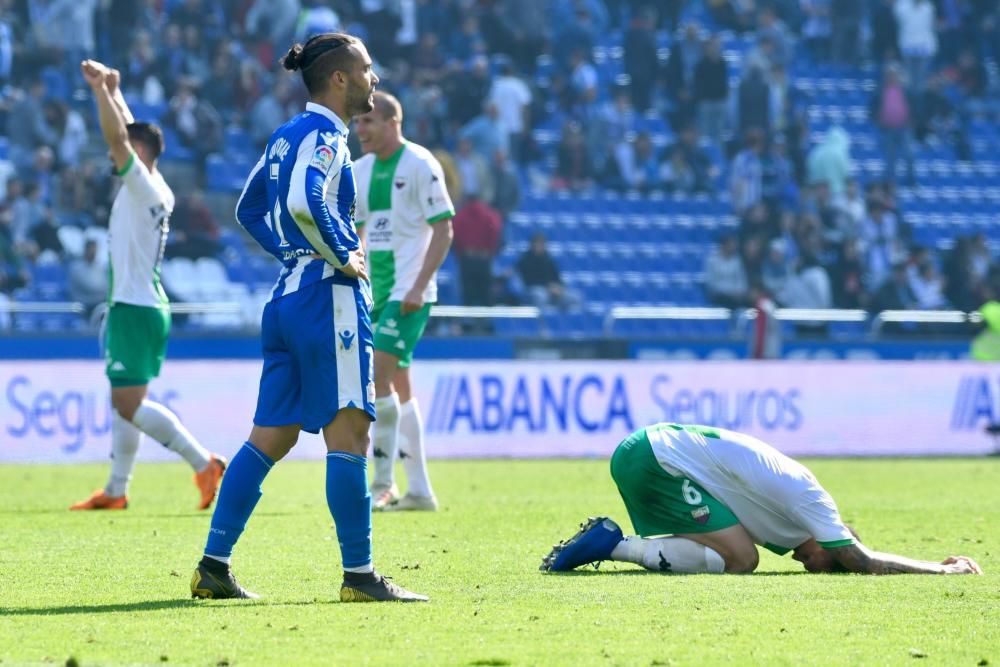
[204,442,274,560]
[326,451,373,572]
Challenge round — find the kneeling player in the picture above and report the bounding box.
[541,423,983,575]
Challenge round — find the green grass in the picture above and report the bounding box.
[0,459,997,667]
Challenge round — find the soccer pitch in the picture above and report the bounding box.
[0,459,996,666]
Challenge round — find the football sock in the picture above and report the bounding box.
[610,536,726,574]
[105,411,141,497]
[371,393,400,489]
[204,442,273,560]
[132,399,211,471]
[398,398,434,497]
[326,451,374,574]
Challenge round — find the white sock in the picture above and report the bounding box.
[131,399,211,472]
[105,411,142,497]
[610,536,726,574]
[371,393,400,488]
[343,563,375,574]
[398,398,434,498]
[205,554,231,565]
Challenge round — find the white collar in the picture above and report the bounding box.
[305,102,349,136]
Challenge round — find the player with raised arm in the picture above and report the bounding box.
[541,423,983,575]
[71,61,226,512]
[189,33,426,602]
[353,92,454,512]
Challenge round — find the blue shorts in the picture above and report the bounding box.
[254,277,375,433]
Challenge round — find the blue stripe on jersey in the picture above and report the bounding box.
[237,102,361,303]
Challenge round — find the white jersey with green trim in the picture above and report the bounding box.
[645,423,855,553]
[353,141,454,311]
[108,154,174,308]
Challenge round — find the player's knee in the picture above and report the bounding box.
[724,547,760,574]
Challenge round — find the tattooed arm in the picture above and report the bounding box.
[828,543,983,575]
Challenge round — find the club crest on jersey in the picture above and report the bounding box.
[394,178,406,190]
[310,145,335,173]
[339,329,356,350]
[691,506,711,525]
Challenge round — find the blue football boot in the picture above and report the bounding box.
[540,517,624,572]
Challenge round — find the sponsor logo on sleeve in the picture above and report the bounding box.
[310,145,335,173]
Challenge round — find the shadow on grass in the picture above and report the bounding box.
[0,598,338,617]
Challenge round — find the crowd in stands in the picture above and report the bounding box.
[0,0,998,335]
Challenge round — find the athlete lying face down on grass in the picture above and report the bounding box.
[541,423,983,575]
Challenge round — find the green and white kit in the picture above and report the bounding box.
[611,423,856,554]
[104,153,175,386]
[353,142,454,366]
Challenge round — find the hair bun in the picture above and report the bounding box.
[282,44,304,71]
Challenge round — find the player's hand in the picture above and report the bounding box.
[940,556,983,574]
[340,249,368,281]
[105,68,121,93]
[80,60,107,89]
[400,286,425,315]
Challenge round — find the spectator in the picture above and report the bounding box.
[738,64,771,135]
[835,178,866,237]
[45,100,88,166]
[782,252,833,336]
[568,47,599,115]
[755,7,793,68]
[7,180,44,245]
[554,121,594,191]
[68,238,107,315]
[870,65,915,185]
[762,238,794,300]
[800,0,832,61]
[445,56,492,127]
[449,13,484,62]
[29,209,62,257]
[669,123,715,193]
[807,127,852,198]
[662,23,702,129]
[894,0,937,93]
[623,8,657,112]
[909,259,948,309]
[487,60,532,162]
[244,0,300,52]
[0,205,29,295]
[613,132,661,193]
[915,73,970,161]
[249,76,294,148]
[761,135,796,207]
[168,190,221,259]
[729,129,765,216]
[830,0,863,64]
[7,79,56,169]
[830,238,867,308]
[693,36,729,146]
[489,150,521,219]
[861,194,903,291]
[872,261,918,311]
[29,0,97,62]
[704,235,749,308]
[871,0,900,63]
[954,47,988,99]
[459,102,509,162]
[126,30,166,104]
[452,196,502,306]
[164,79,223,163]
[453,137,494,204]
[516,232,579,312]
[201,46,239,115]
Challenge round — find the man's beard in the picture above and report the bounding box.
[346,84,374,117]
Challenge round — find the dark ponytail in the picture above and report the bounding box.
[282,44,305,71]
[280,33,358,94]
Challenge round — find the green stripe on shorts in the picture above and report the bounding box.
[610,428,740,537]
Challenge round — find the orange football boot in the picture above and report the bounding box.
[69,489,128,510]
[194,455,227,510]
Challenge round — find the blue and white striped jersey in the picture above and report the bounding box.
[236,102,362,301]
